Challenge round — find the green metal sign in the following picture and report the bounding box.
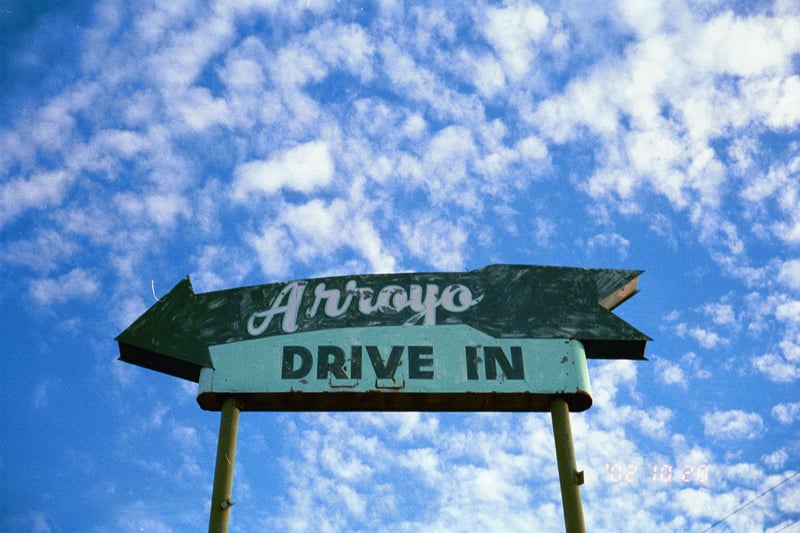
[117,264,649,412]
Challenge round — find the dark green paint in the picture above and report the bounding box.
[465,345,525,380]
[280,344,439,381]
[367,345,404,379]
[351,346,362,379]
[408,346,434,379]
[466,346,480,380]
[317,345,348,379]
[282,346,312,379]
[484,346,525,380]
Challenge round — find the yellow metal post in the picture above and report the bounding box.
[550,397,586,533]
[209,397,240,533]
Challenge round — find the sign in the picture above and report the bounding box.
[116,264,649,412]
[198,329,592,411]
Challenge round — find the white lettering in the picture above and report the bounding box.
[441,284,482,312]
[307,280,357,318]
[247,281,307,335]
[376,285,406,314]
[357,287,379,314]
[404,284,440,325]
[247,279,483,336]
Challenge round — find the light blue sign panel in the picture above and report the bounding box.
[197,325,592,412]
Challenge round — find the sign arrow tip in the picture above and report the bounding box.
[116,276,212,382]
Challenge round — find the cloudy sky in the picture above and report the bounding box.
[2,0,800,531]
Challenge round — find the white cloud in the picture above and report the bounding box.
[616,0,665,37]
[762,448,788,469]
[267,411,567,532]
[147,7,236,89]
[777,259,800,292]
[281,198,348,261]
[532,216,556,248]
[3,229,79,273]
[32,512,51,533]
[465,51,506,98]
[587,232,630,259]
[483,3,549,81]
[420,125,479,208]
[777,482,800,514]
[748,75,800,129]
[33,378,61,410]
[516,135,548,161]
[112,192,191,229]
[781,337,800,363]
[588,360,638,408]
[247,225,293,278]
[233,140,334,198]
[191,244,252,292]
[654,357,687,388]
[28,86,96,152]
[270,39,328,89]
[741,153,799,205]
[752,353,800,383]
[348,217,397,274]
[91,128,150,160]
[775,300,800,323]
[533,70,618,144]
[145,193,192,227]
[679,351,712,380]
[168,423,199,451]
[703,302,737,327]
[771,402,800,424]
[308,22,375,81]
[30,268,100,305]
[113,500,179,533]
[244,188,398,277]
[702,409,764,440]
[132,1,195,45]
[400,215,468,271]
[533,6,800,240]
[402,113,427,139]
[689,12,798,77]
[114,294,149,334]
[172,87,231,131]
[8,512,54,533]
[637,405,674,438]
[220,57,265,91]
[378,37,483,124]
[0,170,74,228]
[675,322,727,349]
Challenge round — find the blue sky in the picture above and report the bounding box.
[2,1,800,531]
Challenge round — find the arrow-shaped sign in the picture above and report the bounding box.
[117,264,649,383]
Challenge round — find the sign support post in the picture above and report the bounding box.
[208,397,240,533]
[550,397,586,533]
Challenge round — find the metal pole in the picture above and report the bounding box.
[550,397,586,533]
[209,397,240,533]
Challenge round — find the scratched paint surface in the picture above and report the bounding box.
[117,264,648,383]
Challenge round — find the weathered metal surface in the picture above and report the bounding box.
[551,398,586,533]
[116,264,650,385]
[196,329,592,412]
[208,398,239,533]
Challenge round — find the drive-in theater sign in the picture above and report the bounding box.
[117,264,649,533]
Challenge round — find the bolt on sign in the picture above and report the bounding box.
[116,264,649,412]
